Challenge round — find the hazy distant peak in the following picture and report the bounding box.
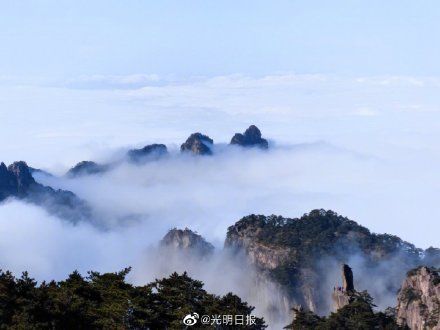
[181,133,214,155]
[127,143,168,164]
[66,161,109,177]
[230,125,268,149]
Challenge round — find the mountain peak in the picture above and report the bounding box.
[7,161,35,191]
[181,133,214,155]
[161,228,214,256]
[1,160,91,222]
[67,161,108,177]
[332,264,355,311]
[230,125,268,149]
[127,143,168,163]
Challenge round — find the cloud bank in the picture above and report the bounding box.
[1,72,440,327]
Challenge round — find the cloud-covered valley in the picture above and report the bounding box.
[1,73,440,327]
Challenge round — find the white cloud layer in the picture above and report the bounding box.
[1,73,440,326]
[0,73,439,246]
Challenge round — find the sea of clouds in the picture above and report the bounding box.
[1,73,440,327]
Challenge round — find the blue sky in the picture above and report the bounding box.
[2,0,440,77]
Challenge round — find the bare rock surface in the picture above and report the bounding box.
[161,228,214,257]
[181,133,214,155]
[396,266,440,329]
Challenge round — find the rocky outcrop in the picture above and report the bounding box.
[332,264,355,311]
[0,162,18,200]
[1,161,37,199]
[224,210,435,315]
[230,125,269,149]
[161,228,214,257]
[67,161,109,177]
[396,266,440,329]
[342,264,354,292]
[181,133,213,155]
[1,161,91,222]
[128,144,168,163]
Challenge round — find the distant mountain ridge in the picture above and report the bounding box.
[66,125,269,177]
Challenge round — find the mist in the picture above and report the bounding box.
[34,142,440,248]
[1,140,439,327]
[0,198,291,327]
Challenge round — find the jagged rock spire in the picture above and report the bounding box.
[342,264,354,292]
[0,161,35,198]
[332,264,355,311]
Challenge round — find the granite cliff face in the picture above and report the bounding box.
[160,228,214,257]
[230,125,269,149]
[225,210,436,314]
[1,161,91,222]
[180,133,214,155]
[396,266,440,329]
[225,220,291,270]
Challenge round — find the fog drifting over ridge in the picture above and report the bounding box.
[1,141,437,272]
[1,71,440,326]
[0,142,437,327]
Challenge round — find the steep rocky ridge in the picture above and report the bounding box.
[397,266,440,329]
[1,161,91,222]
[225,209,438,314]
[332,264,355,311]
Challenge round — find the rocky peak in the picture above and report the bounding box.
[0,162,13,182]
[230,125,269,149]
[0,160,91,222]
[67,161,108,177]
[0,162,8,174]
[181,133,214,155]
[128,144,168,163]
[8,161,35,190]
[160,228,214,256]
[396,266,440,329]
[332,264,355,311]
[342,264,354,292]
[0,162,16,200]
